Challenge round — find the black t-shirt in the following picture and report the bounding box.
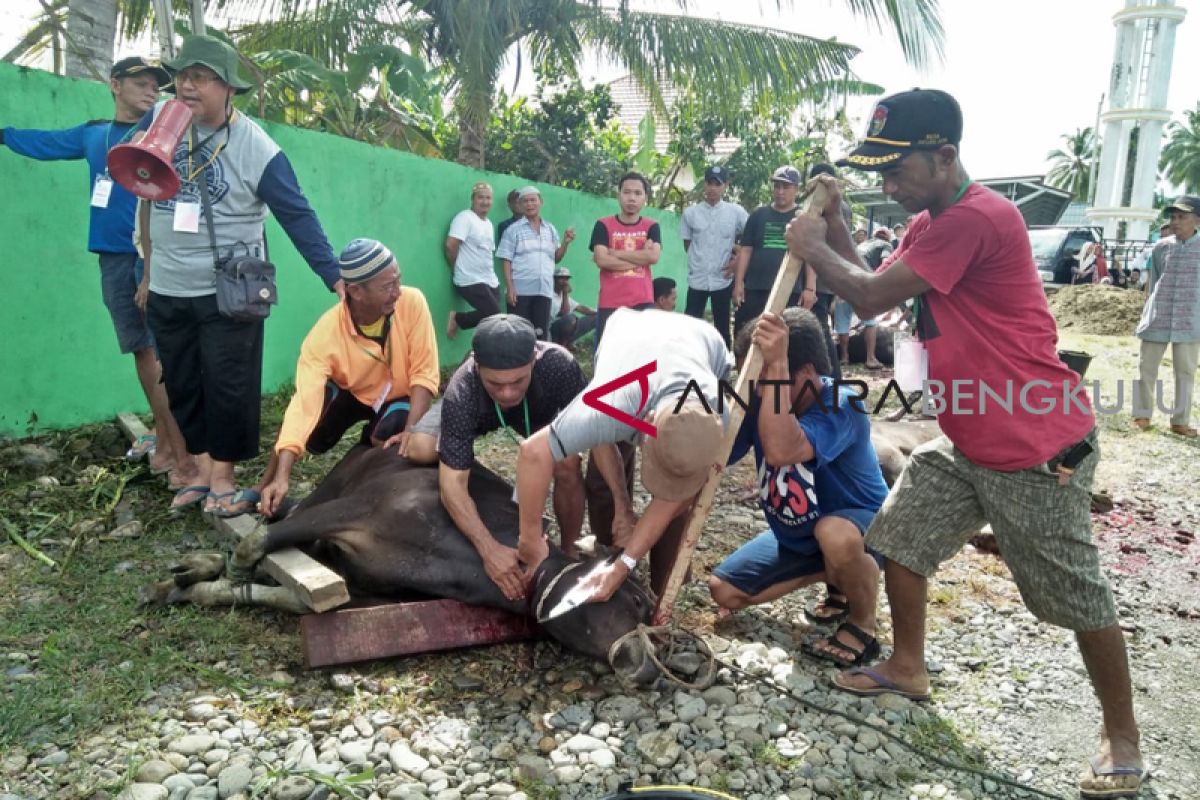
[739,205,798,291]
[496,214,521,244]
[438,342,587,470]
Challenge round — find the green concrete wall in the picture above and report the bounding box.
[0,62,685,436]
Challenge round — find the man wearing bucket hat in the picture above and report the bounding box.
[405,314,589,601]
[253,239,438,519]
[1133,195,1200,438]
[2,56,184,478]
[134,34,345,516]
[786,88,1144,798]
[515,308,731,603]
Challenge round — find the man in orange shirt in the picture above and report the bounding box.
[245,239,439,518]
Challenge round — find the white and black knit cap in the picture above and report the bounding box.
[338,238,395,285]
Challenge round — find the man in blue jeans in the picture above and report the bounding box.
[1,57,183,477]
[709,308,888,667]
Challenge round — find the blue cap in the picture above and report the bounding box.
[771,165,802,185]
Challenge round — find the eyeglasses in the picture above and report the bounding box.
[174,68,223,88]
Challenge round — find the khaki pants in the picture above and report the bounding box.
[1134,340,1200,427]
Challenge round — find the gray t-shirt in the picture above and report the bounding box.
[680,199,748,291]
[548,308,732,460]
[147,106,280,297]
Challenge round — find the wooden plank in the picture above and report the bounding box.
[209,514,350,613]
[654,182,830,624]
[117,412,150,443]
[117,413,350,613]
[300,598,543,668]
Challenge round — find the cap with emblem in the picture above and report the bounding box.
[1163,195,1200,216]
[704,165,729,184]
[839,88,963,171]
[473,314,537,369]
[338,238,396,285]
[771,165,802,185]
[110,56,170,86]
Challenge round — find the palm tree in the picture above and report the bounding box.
[1045,127,1098,202]
[64,0,118,78]
[214,0,945,167]
[1161,103,1200,192]
[8,0,945,168]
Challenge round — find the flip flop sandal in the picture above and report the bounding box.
[169,485,210,513]
[125,433,157,461]
[804,592,850,625]
[202,490,238,515]
[804,621,881,668]
[210,488,261,518]
[1078,756,1149,799]
[831,667,930,701]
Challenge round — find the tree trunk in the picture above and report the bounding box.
[455,84,491,169]
[64,0,116,80]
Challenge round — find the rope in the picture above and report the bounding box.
[608,624,716,691]
[602,615,1067,799]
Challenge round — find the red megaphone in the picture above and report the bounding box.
[107,99,193,201]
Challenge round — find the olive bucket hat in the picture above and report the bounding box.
[165,34,253,94]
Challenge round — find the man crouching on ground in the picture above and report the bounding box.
[709,309,888,667]
[253,239,438,518]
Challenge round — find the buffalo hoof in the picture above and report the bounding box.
[230,527,269,580]
[171,553,226,588]
[138,578,177,608]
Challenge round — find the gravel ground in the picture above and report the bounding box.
[1,350,1197,800]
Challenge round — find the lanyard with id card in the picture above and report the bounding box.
[90,175,114,208]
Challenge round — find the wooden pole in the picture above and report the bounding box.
[653,182,829,624]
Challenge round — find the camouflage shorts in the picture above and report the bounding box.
[866,428,1117,632]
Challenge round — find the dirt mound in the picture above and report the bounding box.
[1048,284,1144,336]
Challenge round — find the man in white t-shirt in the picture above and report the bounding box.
[549,267,597,347]
[446,182,501,339]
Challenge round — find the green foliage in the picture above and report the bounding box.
[444,80,636,195]
[1045,127,1099,202]
[1161,103,1200,192]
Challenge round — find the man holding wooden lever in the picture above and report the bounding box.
[785,88,1144,800]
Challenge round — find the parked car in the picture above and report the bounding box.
[1028,226,1102,287]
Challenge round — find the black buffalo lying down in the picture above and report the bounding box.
[143,445,656,669]
[144,420,943,672]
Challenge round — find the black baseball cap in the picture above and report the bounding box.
[110,56,171,86]
[704,165,729,184]
[473,315,537,370]
[1163,195,1200,216]
[839,88,963,171]
[771,165,802,185]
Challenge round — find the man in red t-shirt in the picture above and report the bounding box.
[589,172,662,347]
[786,89,1143,798]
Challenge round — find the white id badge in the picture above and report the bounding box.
[90,175,113,208]
[173,202,201,233]
[894,330,928,393]
[372,381,393,413]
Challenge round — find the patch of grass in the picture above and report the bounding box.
[752,741,797,770]
[906,716,988,771]
[515,775,560,800]
[0,418,302,750]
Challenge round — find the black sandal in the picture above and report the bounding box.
[804,621,881,667]
[804,591,850,625]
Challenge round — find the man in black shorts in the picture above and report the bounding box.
[407,315,588,601]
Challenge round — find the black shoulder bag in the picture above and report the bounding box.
[196,148,278,322]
